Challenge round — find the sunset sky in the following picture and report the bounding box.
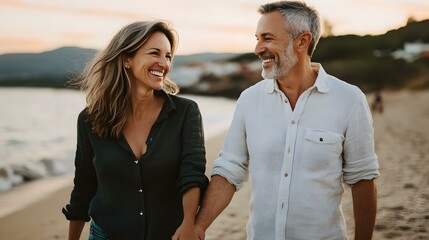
[1,0,429,55]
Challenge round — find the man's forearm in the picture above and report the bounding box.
[195,175,236,232]
[351,179,377,240]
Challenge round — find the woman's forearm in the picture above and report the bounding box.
[68,220,85,240]
[182,187,201,223]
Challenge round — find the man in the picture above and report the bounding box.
[195,1,379,240]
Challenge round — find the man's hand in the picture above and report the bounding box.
[194,175,236,240]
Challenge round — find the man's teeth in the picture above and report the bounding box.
[150,71,163,77]
[262,59,273,63]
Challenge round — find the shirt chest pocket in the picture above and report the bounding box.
[302,128,344,170]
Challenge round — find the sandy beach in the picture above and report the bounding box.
[0,90,428,239]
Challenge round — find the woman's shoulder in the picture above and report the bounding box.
[168,94,198,107]
[76,108,92,129]
[77,107,89,120]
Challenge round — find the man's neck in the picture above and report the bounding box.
[276,62,318,110]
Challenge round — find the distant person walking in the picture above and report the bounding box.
[62,21,208,240]
[372,88,384,113]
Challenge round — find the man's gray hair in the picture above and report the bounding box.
[258,1,321,57]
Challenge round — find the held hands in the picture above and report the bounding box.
[195,224,206,240]
[172,220,205,240]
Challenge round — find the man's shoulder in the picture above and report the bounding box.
[324,73,364,99]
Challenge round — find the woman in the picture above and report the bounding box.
[62,21,208,240]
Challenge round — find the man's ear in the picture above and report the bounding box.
[296,32,312,53]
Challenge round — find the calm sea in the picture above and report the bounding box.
[0,88,235,191]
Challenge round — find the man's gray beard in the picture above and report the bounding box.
[261,43,297,80]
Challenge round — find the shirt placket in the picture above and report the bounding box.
[135,158,144,217]
[275,88,314,240]
[138,119,162,218]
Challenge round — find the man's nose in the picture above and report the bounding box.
[254,40,265,56]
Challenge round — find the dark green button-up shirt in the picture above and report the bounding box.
[63,91,208,240]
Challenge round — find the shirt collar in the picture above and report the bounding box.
[311,63,330,93]
[264,62,330,94]
[155,90,176,123]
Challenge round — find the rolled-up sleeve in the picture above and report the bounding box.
[343,91,380,185]
[62,110,97,221]
[177,101,209,198]
[212,98,249,191]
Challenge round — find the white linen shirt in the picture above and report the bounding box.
[212,63,380,240]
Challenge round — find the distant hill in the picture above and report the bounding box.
[1,20,428,93]
[314,19,429,61]
[0,47,97,87]
[229,19,429,92]
[313,19,429,91]
[0,47,238,88]
[0,47,96,76]
[230,20,429,62]
[172,53,239,67]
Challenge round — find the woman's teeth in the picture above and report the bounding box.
[150,70,163,77]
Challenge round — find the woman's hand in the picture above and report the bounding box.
[171,220,199,240]
[195,224,206,240]
[172,187,202,239]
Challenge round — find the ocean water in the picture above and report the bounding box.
[0,88,236,192]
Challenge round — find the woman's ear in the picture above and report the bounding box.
[124,59,131,69]
[123,57,131,69]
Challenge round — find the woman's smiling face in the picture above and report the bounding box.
[126,31,172,91]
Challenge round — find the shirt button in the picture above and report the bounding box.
[320,138,324,142]
[134,160,138,164]
[149,137,153,141]
[284,172,288,177]
[284,99,288,103]
[140,211,143,216]
[138,189,143,192]
[291,120,296,124]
